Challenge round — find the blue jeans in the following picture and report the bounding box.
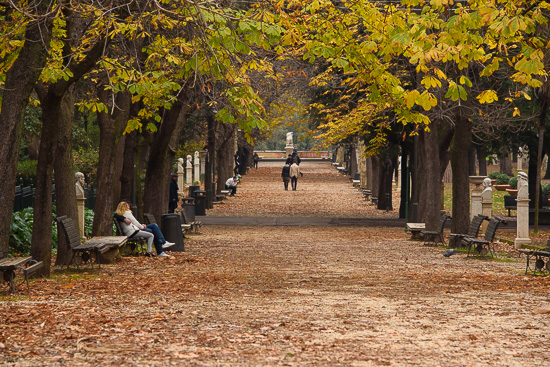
[144,223,166,254]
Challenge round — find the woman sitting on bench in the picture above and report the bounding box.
[115,201,174,258]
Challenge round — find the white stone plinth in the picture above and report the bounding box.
[77,197,86,237]
[471,192,482,221]
[515,198,531,248]
[481,200,492,235]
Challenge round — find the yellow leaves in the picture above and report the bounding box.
[476,90,498,104]
[513,107,520,117]
[421,76,441,89]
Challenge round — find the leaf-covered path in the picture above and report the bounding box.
[2,161,550,366]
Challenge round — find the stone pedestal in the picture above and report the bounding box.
[177,158,184,195]
[194,151,200,184]
[481,200,492,235]
[77,197,86,237]
[469,176,485,221]
[285,145,293,157]
[515,198,531,248]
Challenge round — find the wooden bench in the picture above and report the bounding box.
[463,216,506,257]
[178,210,201,234]
[448,214,488,248]
[519,248,550,276]
[352,180,360,188]
[421,214,451,246]
[362,190,372,201]
[504,195,517,216]
[57,216,126,271]
[0,256,43,294]
[406,223,425,240]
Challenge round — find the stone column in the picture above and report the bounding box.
[397,157,402,192]
[177,158,184,195]
[481,178,493,235]
[515,171,531,248]
[75,172,86,237]
[194,151,200,184]
[186,155,193,185]
[469,176,485,221]
[357,140,367,189]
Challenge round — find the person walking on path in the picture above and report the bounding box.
[233,152,241,175]
[281,163,291,190]
[253,152,259,169]
[169,173,179,213]
[290,161,301,191]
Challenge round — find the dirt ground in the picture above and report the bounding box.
[2,161,550,366]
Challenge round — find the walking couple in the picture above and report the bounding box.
[281,161,302,191]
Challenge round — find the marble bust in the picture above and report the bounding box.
[75,172,85,198]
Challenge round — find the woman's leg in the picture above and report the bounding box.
[138,231,155,252]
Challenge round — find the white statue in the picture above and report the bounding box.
[75,172,85,198]
[481,177,492,201]
[194,151,200,164]
[517,171,528,199]
[286,132,293,147]
[186,155,192,168]
[177,158,184,173]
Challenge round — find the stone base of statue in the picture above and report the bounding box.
[77,197,86,237]
[470,193,482,221]
[515,198,531,248]
[481,201,492,235]
[286,146,294,156]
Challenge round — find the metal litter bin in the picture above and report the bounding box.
[193,190,206,216]
[188,185,200,198]
[181,197,195,222]
[161,213,184,251]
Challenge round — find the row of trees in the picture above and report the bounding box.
[2,0,550,274]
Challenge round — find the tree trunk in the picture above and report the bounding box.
[417,127,441,229]
[0,15,51,259]
[120,132,136,203]
[450,111,472,234]
[92,90,131,236]
[54,87,79,266]
[31,93,62,275]
[143,100,187,220]
[371,156,380,204]
[216,123,237,195]
[476,144,487,177]
[499,152,512,176]
[399,143,409,219]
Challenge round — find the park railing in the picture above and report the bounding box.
[13,180,96,212]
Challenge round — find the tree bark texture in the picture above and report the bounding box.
[417,127,442,229]
[143,100,187,220]
[450,112,472,234]
[216,123,237,195]
[54,87,79,266]
[92,90,131,236]
[0,16,51,259]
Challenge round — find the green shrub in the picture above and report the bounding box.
[495,173,511,185]
[9,208,34,255]
[509,176,518,189]
[488,172,501,180]
[17,159,38,181]
[542,183,550,196]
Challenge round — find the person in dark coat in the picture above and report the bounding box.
[169,173,179,213]
[281,163,291,190]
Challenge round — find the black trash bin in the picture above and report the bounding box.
[181,197,195,222]
[161,213,184,251]
[193,190,206,216]
[188,185,200,198]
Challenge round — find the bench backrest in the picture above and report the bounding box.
[468,214,488,237]
[113,218,124,236]
[483,216,506,242]
[179,210,190,224]
[436,214,452,233]
[56,215,82,250]
[143,213,157,225]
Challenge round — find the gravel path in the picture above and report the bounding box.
[2,161,550,366]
